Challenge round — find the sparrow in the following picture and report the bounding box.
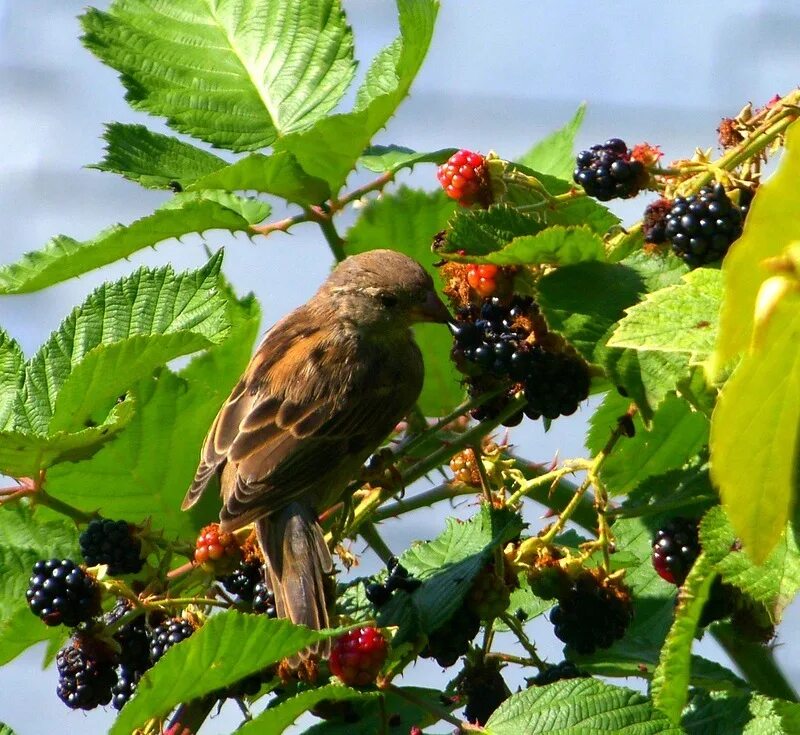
[182,249,451,658]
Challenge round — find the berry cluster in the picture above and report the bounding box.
[528,660,588,686]
[26,559,101,627]
[459,658,510,725]
[437,150,491,207]
[652,517,700,585]
[421,606,481,668]
[329,626,388,687]
[79,518,143,575]
[105,599,154,709]
[450,296,589,424]
[365,557,421,607]
[573,139,648,201]
[194,523,241,568]
[549,571,632,655]
[663,184,743,266]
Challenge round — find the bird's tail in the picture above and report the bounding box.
[255,502,333,661]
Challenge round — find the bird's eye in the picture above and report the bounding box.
[379,293,398,308]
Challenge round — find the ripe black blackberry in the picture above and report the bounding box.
[105,599,152,673]
[549,572,632,655]
[26,558,101,627]
[252,582,277,617]
[459,659,510,725]
[365,557,421,607]
[56,633,117,710]
[664,184,743,266]
[80,518,143,575]
[220,558,262,602]
[652,517,700,586]
[150,618,195,664]
[421,606,481,668]
[111,665,140,710]
[573,139,648,201]
[523,349,590,420]
[528,660,588,686]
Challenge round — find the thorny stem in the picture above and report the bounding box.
[36,488,96,524]
[487,651,543,667]
[360,522,395,565]
[506,465,579,507]
[499,613,546,670]
[372,482,479,521]
[539,477,593,546]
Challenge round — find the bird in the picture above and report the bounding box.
[182,249,451,659]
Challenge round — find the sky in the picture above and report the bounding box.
[0,1,799,732]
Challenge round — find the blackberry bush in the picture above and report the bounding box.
[26,559,101,627]
[573,138,648,201]
[80,518,144,575]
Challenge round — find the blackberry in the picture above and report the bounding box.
[643,198,673,244]
[664,184,743,266]
[437,150,491,207]
[652,517,700,586]
[329,626,388,686]
[737,186,756,219]
[80,518,143,575]
[111,665,140,710]
[149,618,195,664]
[105,599,151,673]
[421,607,481,668]
[366,558,420,608]
[56,634,117,710]
[26,559,101,627]
[549,572,632,655]
[365,581,392,607]
[573,139,648,201]
[220,559,262,602]
[466,566,511,621]
[523,350,590,420]
[252,582,277,617]
[528,660,588,686]
[459,659,510,725]
[195,523,241,568]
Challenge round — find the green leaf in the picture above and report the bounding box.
[537,261,646,363]
[275,0,438,191]
[484,225,605,267]
[110,613,342,735]
[651,553,718,724]
[89,123,226,190]
[81,0,356,152]
[47,293,260,539]
[714,120,800,372]
[186,151,331,206]
[0,724,17,735]
[440,205,544,257]
[382,507,523,637]
[344,186,462,416]
[620,464,716,520]
[683,690,800,735]
[593,394,709,496]
[0,504,78,664]
[237,685,377,734]
[358,145,455,173]
[485,678,682,734]
[517,104,586,180]
[0,331,24,428]
[0,192,268,295]
[710,288,800,564]
[608,269,723,355]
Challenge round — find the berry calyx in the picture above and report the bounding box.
[26,558,101,627]
[437,150,490,206]
[80,518,144,575]
[150,618,195,664]
[56,633,117,710]
[329,626,388,687]
[573,139,648,201]
[194,523,241,568]
[652,517,700,586]
[664,184,743,267]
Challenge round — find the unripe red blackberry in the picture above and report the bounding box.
[466,264,499,298]
[329,626,388,687]
[652,517,700,586]
[150,618,195,663]
[56,633,117,710]
[26,559,101,627]
[574,139,648,201]
[194,523,241,568]
[79,518,144,575]
[437,150,490,206]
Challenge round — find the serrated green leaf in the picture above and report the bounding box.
[710,289,800,564]
[0,723,17,735]
[47,294,260,539]
[595,394,709,496]
[275,0,437,191]
[651,552,717,724]
[382,507,522,636]
[358,145,455,173]
[517,104,586,181]
[89,123,226,190]
[485,678,682,734]
[81,0,356,152]
[619,464,716,520]
[0,331,24,428]
[237,684,376,734]
[609,269,723,355]
[537,261,646,363]
[440,204,544,257]
[110,613,342,735]
[344,186,462,416]
[715,120,800,372]
[0,191,268,294]
[186,151,330,206]
[684,690,800,735]
[484,225,605,266]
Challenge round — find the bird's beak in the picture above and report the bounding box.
[411,290,452,324]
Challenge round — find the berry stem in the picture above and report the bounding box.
[499,613,546,671]
[506,465,577,507]
[539,477,592,546]
[470,443,495,506]
[359,522,395,566]
[371,481,483,521]
[310,208,347,262]
[487,651,543,667]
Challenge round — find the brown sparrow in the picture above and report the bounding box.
[182,250,451,658]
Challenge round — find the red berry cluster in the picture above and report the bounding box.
[437,149,490,206]
[194,523,241,567]
[329,626,388,686]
